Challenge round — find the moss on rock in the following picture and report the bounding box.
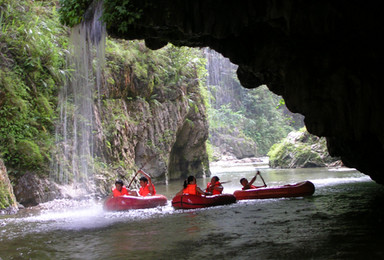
[268,127,340,168]
[0,159,17,212]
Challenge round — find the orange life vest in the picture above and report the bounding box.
[139,183,156,196]
[242,184,258,190]
[206,181,222,195]
[183,184,199,195]
[112,186,129,197]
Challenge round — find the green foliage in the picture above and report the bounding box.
[102,0,143,33]
[209,104,246,132]
[16,140,44,167]
[241,86,299,154]
[267,141,294,167]
[105,39,206,100]
[293,144,323,166]
[58,0,93,27]
[207,83,303,155]
[0,0,67,174]
[205,140,220,162]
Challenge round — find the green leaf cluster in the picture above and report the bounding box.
[58,0,93,27]
[101,0,143,33]
[0,0,67,174]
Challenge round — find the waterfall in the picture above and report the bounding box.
[51,0,106,195]
[204,48,240,109]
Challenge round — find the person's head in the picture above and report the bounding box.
[183,175,196,188]
[115,179,124,191]
[139,176,148,187]
[240,178,248,187]
[187,176,196,184]
[211,176,219,183]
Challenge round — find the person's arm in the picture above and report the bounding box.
[127,189,138,196]
[208,183,223,193]
[248,171,260,186]
[247,177,257,187]
[197,186,207,195]
[214,184,223,193]
[139,169,151,182]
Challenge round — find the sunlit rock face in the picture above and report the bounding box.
[103,0,384,184]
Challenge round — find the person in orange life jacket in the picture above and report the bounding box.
[240,171,267,190]
[205,176,223,195]
[128,169,156,197]
[111,179,135,197]
[138,169,156,196]
[175,175,207,196]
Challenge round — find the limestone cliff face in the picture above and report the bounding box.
[100,0,384,184]
[93,44,210,184]
[210,131,257,159]
[95,86,209,182]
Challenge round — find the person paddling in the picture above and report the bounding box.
[240,171,267,190]
[205,176,223,195]
[176,175,207,196]
[138,169,156,196]
[128,169,157,197]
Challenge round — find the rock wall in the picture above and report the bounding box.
[100,0,384,184]
[0,158,17,213]
[210,131,257,159]
[93,43,210,185]
[96,79,210,183]
[268,129,340,168]
[13,172,63,207]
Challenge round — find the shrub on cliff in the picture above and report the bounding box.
[0,0,66,174]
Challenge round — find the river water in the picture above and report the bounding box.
[1,162,384,259]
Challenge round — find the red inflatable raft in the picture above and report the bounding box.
[103,195,168,211]
[172,194,236,209]
[233,181,315,200]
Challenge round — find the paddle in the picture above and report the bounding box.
[127,162,147,189]
[258,171,267,187]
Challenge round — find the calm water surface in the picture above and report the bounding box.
[1,163,384,259]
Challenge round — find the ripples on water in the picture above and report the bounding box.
[1,166,384,259]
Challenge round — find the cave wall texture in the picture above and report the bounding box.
[100,0,384,184]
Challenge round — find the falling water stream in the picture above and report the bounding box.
[205,48,240,109]
[50,0,106,194]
